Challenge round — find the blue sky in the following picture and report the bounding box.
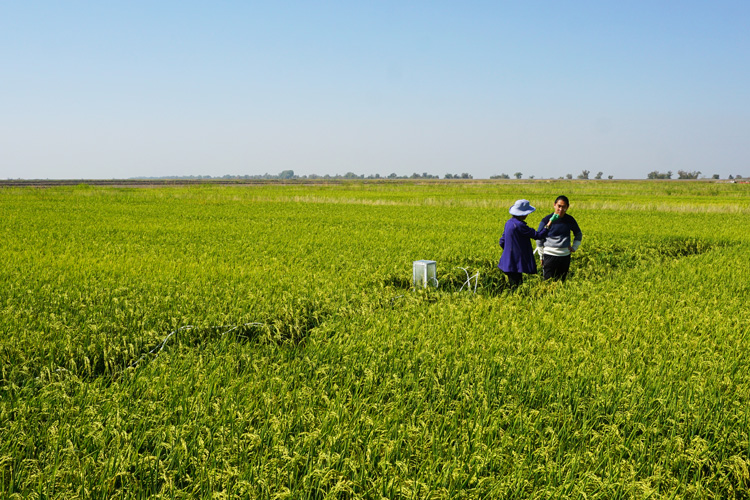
[2,1,749,180]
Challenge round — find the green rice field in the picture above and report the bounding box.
[1,180,749,498]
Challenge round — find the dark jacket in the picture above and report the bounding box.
[498,217,549,273]
[536,214,583,256]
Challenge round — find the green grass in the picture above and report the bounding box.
[1,180,749,498]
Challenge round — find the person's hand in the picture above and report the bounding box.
[569,246,575,253]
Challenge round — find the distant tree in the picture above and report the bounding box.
[729,175,734,180]
[647,171,672,179]
[677,170,701,179]
[577,170,590,180]
[344,172,358,179]
[595,171,603,180]
[528,175,535,179]
[608,175,613,180]
[461,173,472,179]
[712,174,720,180]
[566,174,573,180]
[278,169,295,179]
[445,173,453,179]
[736,174,743,179]
[514,172,522,179]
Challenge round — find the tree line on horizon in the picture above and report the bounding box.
[647,170,745,180]
[133,169,745,181]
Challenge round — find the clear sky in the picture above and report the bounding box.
[2,1,749,180]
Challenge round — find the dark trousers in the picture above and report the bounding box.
[504,272,523,290]
[542,254,571,281]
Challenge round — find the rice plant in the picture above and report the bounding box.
[1,180,749,498]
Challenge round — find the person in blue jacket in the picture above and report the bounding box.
[498,199,551,289]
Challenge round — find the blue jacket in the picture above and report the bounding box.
[498,217,549,273]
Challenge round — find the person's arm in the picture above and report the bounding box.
[536,217,548,252]
[570,220,583,252]
[519,221,550,240]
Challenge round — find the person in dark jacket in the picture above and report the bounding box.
[536,195,583,281]
[498,199,551,289]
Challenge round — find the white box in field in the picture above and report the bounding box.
[413,260,437,288]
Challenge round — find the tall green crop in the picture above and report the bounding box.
[1,180,749,498]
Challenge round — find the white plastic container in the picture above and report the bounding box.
[413,260,438,288]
